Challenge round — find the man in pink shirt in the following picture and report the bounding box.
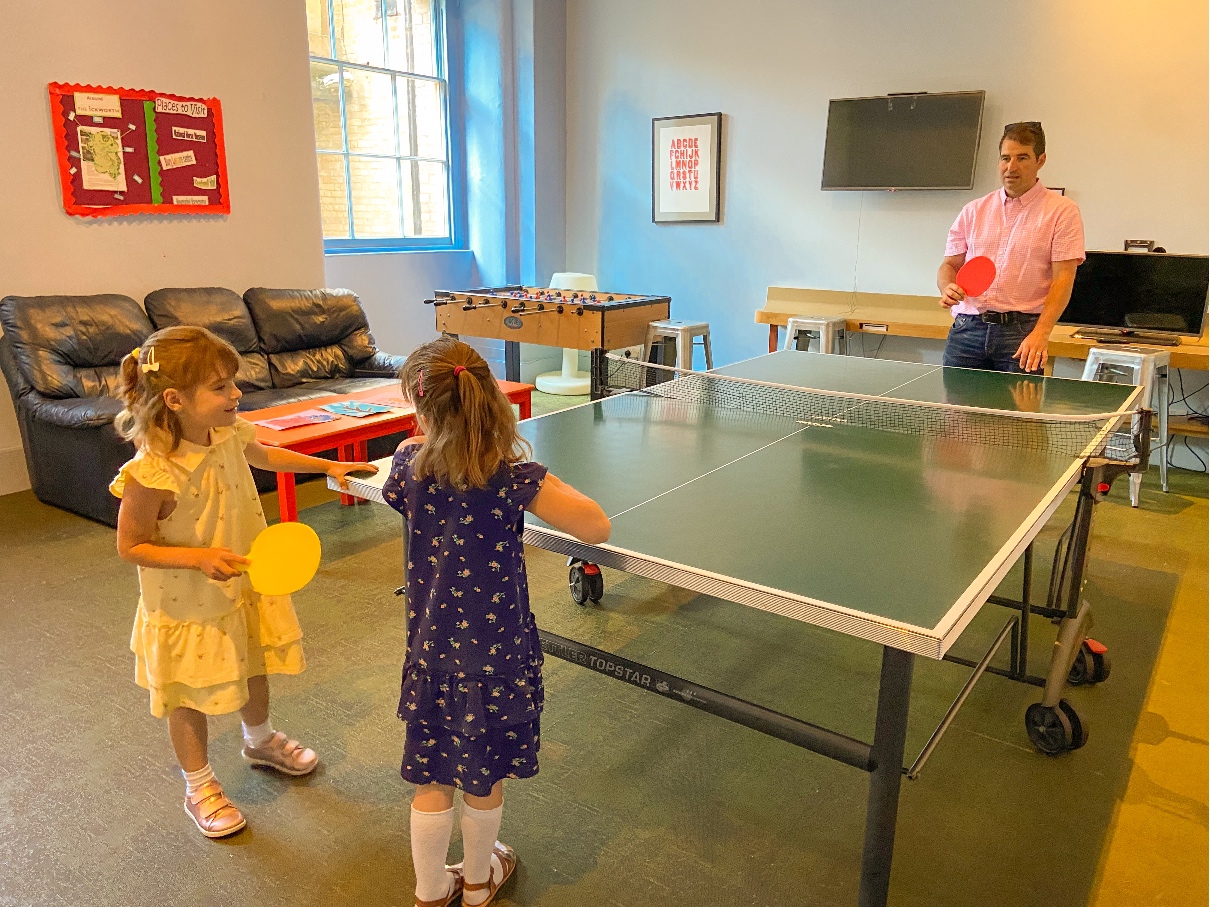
[938,122,1085,374]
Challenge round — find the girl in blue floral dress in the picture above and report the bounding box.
[383,337,610,907]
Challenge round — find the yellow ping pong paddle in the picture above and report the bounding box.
[242,522,322,595]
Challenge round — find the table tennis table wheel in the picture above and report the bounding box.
[1067,639,1111,686]
[568,559,604,606]
[1025,699,1088,755]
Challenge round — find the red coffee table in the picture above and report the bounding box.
[251,380,534,521]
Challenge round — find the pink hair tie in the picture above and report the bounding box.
[453,365,466,376]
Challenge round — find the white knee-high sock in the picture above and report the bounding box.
[460,802,504,906]
[411,806,457,902]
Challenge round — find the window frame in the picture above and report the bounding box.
[310,0,460,253]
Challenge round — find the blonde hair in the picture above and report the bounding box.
[114,325,241,453]
[400,337,531,489]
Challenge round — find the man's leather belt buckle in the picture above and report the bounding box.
[979,311,1021,324]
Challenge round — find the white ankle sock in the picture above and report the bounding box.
[181,763,216,796]
[460,802,504,906]
[242,719,274,749]
[411,806,457,903]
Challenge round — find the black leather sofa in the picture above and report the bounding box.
[0,287,406,527]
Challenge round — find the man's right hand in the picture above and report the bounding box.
[192,547,250,581]
[939,283,967,308]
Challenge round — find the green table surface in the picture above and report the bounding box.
[518,352,1137,647]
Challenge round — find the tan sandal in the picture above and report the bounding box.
[415,867,463,907]
[184,780,247,838]
[461,841,517,907]
[241,731,318,776]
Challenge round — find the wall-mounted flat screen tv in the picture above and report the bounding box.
[822,91,985,191]
[1060,251,1208,338]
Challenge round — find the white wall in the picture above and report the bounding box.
[324,250,478,357]
[0,0,327,494]
[564,0,1209,467]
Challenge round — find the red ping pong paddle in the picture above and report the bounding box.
[955,256,996,297]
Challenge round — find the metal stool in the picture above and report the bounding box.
[644,320,713,370]
[1080,347,1170,506]
[784,315,847,354]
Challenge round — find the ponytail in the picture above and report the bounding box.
[401,337,531,489]
[112,350,144,439]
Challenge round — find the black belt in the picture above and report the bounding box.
[965,311,1035,325]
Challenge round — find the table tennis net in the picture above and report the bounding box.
[606,355,1140,461]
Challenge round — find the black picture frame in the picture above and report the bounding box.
[652,112,722,223]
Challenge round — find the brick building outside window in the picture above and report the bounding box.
[307,0,451,248]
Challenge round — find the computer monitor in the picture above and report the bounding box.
[1060,251,1208,342]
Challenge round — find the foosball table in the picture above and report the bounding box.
[428,285,671,398]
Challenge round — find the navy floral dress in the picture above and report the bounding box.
[382,445,548,795]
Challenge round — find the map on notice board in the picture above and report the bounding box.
[49,82,230,217]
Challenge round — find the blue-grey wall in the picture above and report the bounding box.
[565,0,1209,368]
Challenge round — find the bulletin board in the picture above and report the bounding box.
[49,82,230,218]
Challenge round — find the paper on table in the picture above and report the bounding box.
[320,402,395,418]
[256,411,338,431]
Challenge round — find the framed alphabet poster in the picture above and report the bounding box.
[652,112,722,223]
[49,82,230,218]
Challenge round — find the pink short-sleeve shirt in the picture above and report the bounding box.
[945,180,1085,315]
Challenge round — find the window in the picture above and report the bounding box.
[307,0,453,249]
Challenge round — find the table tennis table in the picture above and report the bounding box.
[335,350,1146,907]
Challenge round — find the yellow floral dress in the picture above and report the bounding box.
[110,418,306,718]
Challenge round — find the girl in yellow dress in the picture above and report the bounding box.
[111,326,375,838]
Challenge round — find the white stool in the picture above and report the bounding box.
[535,272,595,395]
[644,320,713,371]
[1081,347,1170,506]
[784,315,847,354]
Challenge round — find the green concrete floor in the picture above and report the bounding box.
[0,393,1205,907]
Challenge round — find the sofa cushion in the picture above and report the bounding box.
[144,287,272,391]
[239,377,397,413]
[26,392,125,429]
[0,294,151,399]
[243,288,378,388]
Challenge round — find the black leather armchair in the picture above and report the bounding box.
[1,287,407,527]
[0,294,147,526]
[242,287,405,389]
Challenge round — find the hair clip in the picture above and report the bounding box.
[140,347,160,374]
[417,369,424,398]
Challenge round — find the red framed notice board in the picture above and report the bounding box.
[49,82,230,217]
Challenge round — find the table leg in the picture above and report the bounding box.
[768,325,779,353]
[505,340,521,383]
[338,444,355,506]
[517,391,531,420]
[277,472,298,522]
[858,646,914,907]
[590,348,607,400]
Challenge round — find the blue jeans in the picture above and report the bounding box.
[942,313,1043,374]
